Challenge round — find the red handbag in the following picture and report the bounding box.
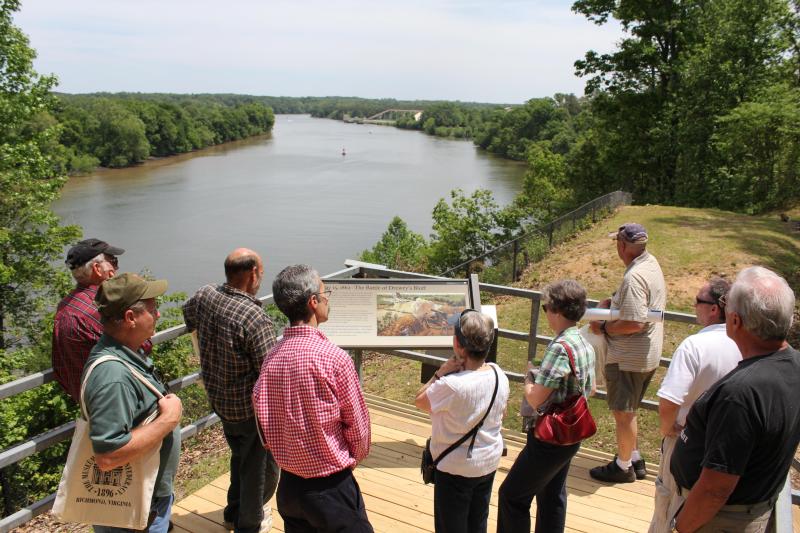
[533,341,597,446]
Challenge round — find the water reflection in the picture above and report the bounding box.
[55,115,525,293]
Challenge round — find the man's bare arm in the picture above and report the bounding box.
[675,468,739,533]
[658,398,681,437]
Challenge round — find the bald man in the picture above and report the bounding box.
[183,249,279,533]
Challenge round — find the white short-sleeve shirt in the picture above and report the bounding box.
[657,323,742,426]
[426,362,510,478]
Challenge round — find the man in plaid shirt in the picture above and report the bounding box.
[183,248,279,533]
[52,238,130,403]
[253,264,372,533]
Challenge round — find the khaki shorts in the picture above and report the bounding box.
[605,363,655,412]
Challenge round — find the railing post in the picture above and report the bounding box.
[528,294,541,362]
[548,224,554,248]
[512,240,519,282]
[353,349,364,386]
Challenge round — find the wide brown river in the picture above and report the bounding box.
[54,115,525,294]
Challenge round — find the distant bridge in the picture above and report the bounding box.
[366,109,423,122]
[343,109,423,125]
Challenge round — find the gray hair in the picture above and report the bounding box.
[101,300,148,326]
[457,310,495,360]
[727,266,795,341]
[71,253,105,285]
[272,264,321,322]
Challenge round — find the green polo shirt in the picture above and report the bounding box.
[81,334,181,498]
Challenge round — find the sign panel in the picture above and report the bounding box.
[319,279,474,348]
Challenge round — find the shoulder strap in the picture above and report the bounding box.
[79,355,165,421]
[558,340,579,379]
[434,365,500,465]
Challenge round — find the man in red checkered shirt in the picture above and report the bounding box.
[253,264,373,533]
[52,238,129,402]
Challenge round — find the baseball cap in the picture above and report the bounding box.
[65,238,125,269]
[609,223,648,244]
[95,273,168,319]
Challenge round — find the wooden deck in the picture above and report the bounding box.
[168,395,698,532]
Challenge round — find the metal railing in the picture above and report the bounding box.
[440,190,632,282]
[0,260,796,532]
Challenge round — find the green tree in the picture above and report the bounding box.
[0,0,81,516]
[428,189,502,272]
[515,143,573,220]
[712,84,800,212]
[359,216,428,271]
[571,0,797,210]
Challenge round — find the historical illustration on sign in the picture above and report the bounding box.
[376,293,465,337]
[318,279,474,348]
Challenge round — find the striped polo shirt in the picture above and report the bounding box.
[606,251,666,372]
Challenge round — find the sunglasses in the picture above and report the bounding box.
[104,255,119,269]
[695,297,716,306]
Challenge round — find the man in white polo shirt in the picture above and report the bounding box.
[590,222,666,483]
[647,278,741,533]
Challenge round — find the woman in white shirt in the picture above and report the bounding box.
[415,309,510,533]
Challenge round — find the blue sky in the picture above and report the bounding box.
[14,0,622,103]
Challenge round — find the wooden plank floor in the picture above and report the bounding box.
[172,395,658,533]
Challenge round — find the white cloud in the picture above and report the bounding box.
[15,0,621,102]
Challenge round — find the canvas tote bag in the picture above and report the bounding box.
[52,355,164,529]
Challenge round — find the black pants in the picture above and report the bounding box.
[434,470,495,533]
[277,468,374,533]
[497,431,581,533]
[222,417,280,533]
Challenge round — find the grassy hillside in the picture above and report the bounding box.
[363,204,800,463]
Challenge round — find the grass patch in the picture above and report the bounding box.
[361,203,800,464]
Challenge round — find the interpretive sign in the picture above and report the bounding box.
[319,279,477,348]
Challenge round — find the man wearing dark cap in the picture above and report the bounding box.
[52,238,132,403]
[83,273,182,533]
[589,223,666,483]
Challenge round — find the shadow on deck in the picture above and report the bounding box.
[169,395,669,533]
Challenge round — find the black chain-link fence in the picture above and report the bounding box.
[440,191,633,283]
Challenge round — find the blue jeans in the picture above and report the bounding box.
[93,493,173,533]
[222,417,280,533]
[434,470,495,533]
[497,432,580,533]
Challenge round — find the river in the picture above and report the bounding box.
[54,114,526,294]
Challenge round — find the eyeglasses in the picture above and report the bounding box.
[695,297,717,306]
[313,290,332,302]
[541,304,550,313]
[104,255,118,269]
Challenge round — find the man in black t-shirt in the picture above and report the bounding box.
[669,266,799,533]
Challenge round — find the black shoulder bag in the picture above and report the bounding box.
[421,365,499,484]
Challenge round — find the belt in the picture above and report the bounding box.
[677,486,776,515]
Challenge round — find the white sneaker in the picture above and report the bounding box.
[260,506,273,532]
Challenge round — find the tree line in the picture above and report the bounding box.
[360,0,800,276]
[50,94,275,171]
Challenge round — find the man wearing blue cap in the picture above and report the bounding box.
[589,223,667,483]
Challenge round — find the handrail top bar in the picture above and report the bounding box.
[343,259,387,270]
